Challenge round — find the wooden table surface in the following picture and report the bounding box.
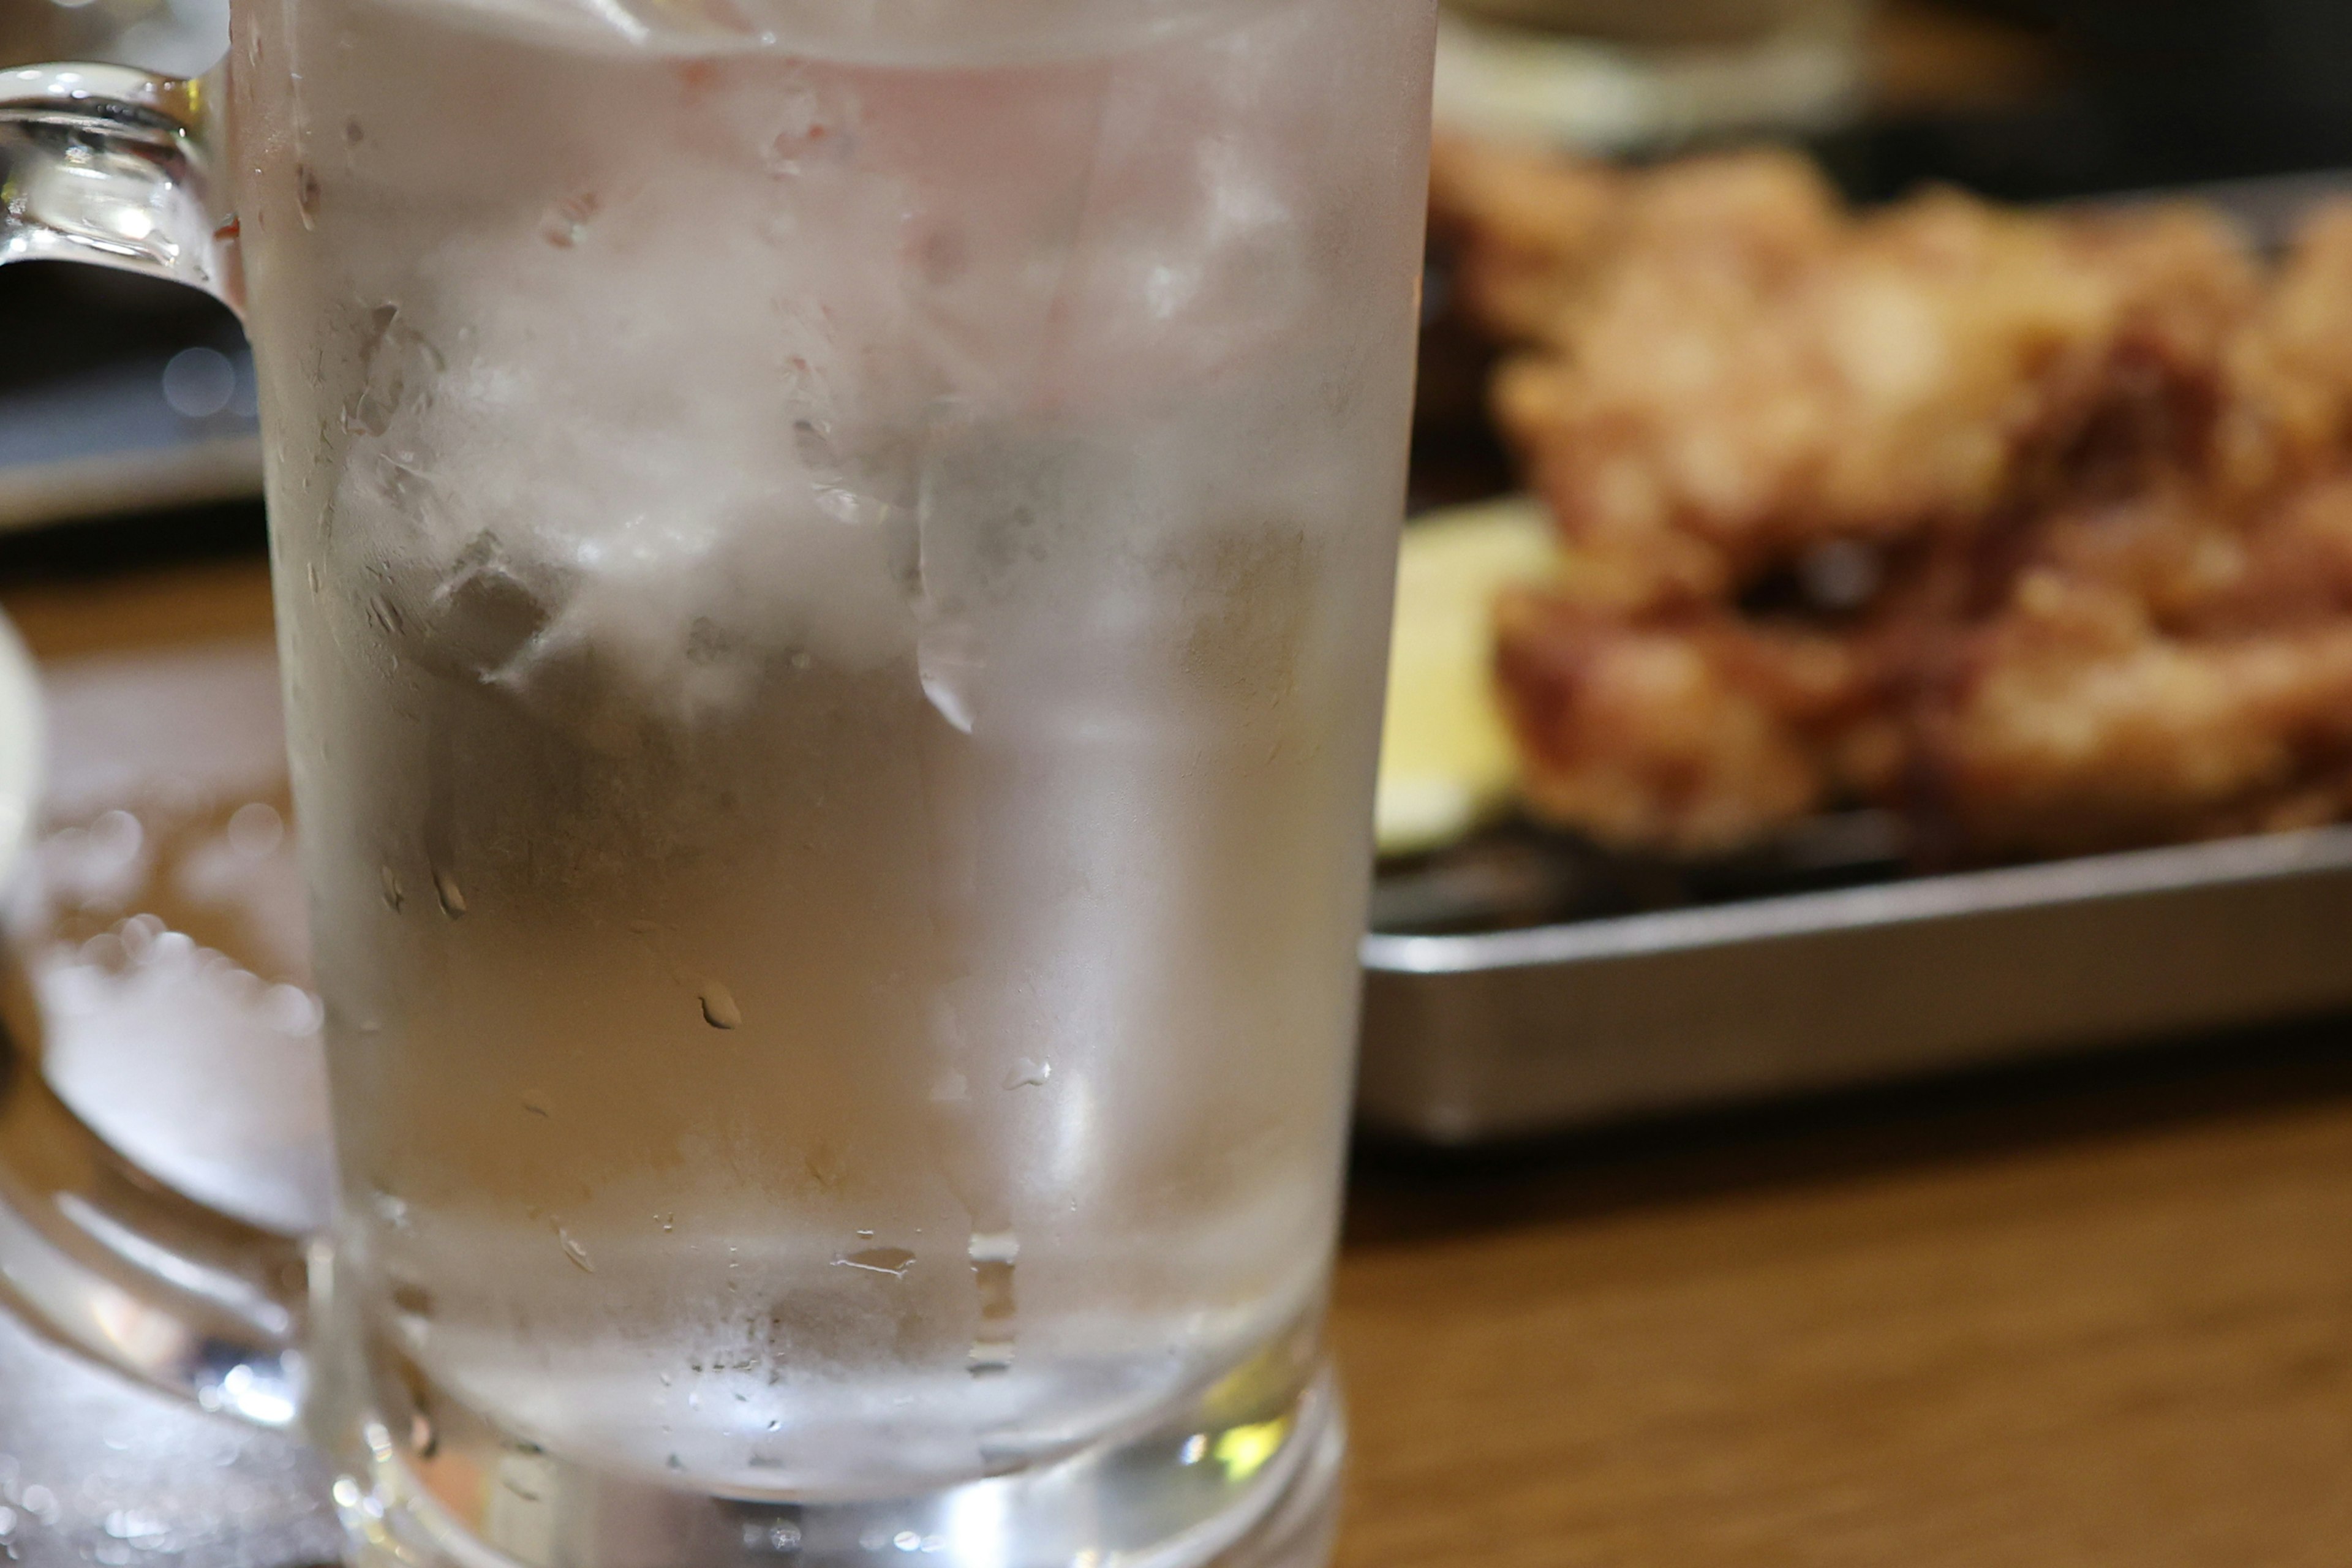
[7,551,2352,1567]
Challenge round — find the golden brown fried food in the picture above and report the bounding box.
[1908,472,2352,856]
[1920,565,2352,858]
[2013,469,2352,635]
[1493,587,1894,856]
[1490,187,2260,608]
[1430,135,1843,352]
[1428,134,1629,342]
[1458,143,2352,862]
[2215,202,2352,496]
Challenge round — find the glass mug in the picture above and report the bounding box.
[0,3,1436,1564]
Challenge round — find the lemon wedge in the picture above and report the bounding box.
[1376,496,1558,858]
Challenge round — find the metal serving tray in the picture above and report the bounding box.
[1357,827,2352,1144]
[1354,169,2352,1145]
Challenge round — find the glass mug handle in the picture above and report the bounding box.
[0,62,303,1428]
[0,63,239,301]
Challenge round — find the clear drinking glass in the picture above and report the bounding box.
[0,2,1436,1564]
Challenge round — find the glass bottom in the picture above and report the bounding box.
[327,1356,1344,1568]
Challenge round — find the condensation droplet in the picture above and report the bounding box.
[366,595,407,639]
[1003,1058,1051,1090]
[296,163,320,229]
[835,1246,916,1278]
[434,867,467,919]
[380,864,405,911]
[409,1410,437,1458]
[344,117,364,148]
[540,191,601,248]
[521,1094,550,1118]
[557,1226,594,1273]
[700,984,742,1030]
[967,1231,1019,1265]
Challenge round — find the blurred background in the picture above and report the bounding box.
[12,0,2352,1089]
[10,0,2352,1102]
[8,4,2352,1564]
[15,0,2352,543]
[1434,0,2352,196]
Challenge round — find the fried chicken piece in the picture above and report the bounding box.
[2215,202,2352,496]
[1494,474,2352,860]
[1918,558,2352,858]
[1493,586,1892,856]
[2017,469,2352,635]
[1430,136,1842,349]
[1458,138,2352,862]
[1428,135,1627,343]
[1491,189,2261,608]
[1896,468,2352,856]
[1499,467,2352,860]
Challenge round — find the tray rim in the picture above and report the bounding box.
[1363,823,2352,974]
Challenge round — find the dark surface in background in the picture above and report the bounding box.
[0,499,266,578]
[1834,0,2352,201]
[0,262,259,521]
[1415,0,2352,504]
[0,265,237,397]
